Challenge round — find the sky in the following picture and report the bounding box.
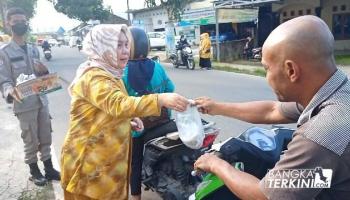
[30,0,145,33]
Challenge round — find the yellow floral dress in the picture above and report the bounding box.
[61,68,160,199]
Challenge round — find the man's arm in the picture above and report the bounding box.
[195,153,267,200]
[0,50,15,100]
[195,97,294,124]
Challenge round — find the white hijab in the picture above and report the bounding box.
[69,24,131,94]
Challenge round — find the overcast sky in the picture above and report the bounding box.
[30,0,145,33]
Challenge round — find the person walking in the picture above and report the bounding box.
[199,33,212,70]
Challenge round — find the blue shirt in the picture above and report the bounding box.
[123,61,175,137]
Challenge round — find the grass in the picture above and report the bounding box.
[195,57,267,77]
[206,54,350,77]
[335,55,350,66]
[212,63,267,77]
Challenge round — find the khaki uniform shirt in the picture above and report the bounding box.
[260,70,350,200]
[0,40,48,114]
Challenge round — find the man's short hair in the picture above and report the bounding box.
[6,7,27,21]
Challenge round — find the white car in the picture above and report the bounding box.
[147,32,165,50]
[48,39,59,46]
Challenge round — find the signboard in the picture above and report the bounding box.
[180,8,215,26]
[165,23,176,57]
[132,19,145,30]
[218,9,258,23]
[179,8,258,26]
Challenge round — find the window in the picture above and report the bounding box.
[291,10,295,16]
[333,6,338,12]
[306,9,311,14]
[333,13,350,40]
[283,12,287,17]
[148,33,156,38]
[298,10,303,15]
[341,5,346,11]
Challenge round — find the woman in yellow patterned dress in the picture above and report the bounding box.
[60,24,188,200]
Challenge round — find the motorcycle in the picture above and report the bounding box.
[142,119,219,200]
[77,44,83,51]
[43,48,52,61]
[190,126,294,200]
[252,47,262,60]
[243,47,262,60]
[169,43,195,70]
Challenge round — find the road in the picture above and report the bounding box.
[43,46,295,199]
[45,46,286,154]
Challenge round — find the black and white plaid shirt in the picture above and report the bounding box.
[297,69,350,155]
[260,69,350,200]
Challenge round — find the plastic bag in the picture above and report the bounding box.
[174,103,204,149]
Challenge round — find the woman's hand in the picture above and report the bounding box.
[158,93,189,112]
[194,97,218,115]
[130,117,144,132]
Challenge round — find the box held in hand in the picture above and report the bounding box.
[15,73,62,99]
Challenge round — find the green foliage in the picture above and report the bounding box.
[144,0,193,21]
[335,54,350,66]
[6,0,38,19]
[49,0,111,22]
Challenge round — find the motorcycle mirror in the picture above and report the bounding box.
[166,132,180,140]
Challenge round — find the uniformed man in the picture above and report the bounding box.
[0,7,60,186]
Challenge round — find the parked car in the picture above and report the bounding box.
[147,32,166,50]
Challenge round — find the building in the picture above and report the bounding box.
[129,6,169,32]
[67,14,128,46]
[129,0,259,45]
[272,0,350,51]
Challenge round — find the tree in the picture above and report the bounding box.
[1,0,38,33]
[144,0,193,21]
[49,0,111,22]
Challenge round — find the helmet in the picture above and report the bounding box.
[180,34,185,40]
[129,26,149,59]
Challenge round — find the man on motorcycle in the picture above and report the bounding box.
[194,15,350,200]
[177,35,190,63]
[76,39,82,51]
[41,40,50,51]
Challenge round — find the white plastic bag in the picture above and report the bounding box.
[174,103,204,149]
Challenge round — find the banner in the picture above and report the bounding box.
[218,9,258,23]
[179,8,258,26]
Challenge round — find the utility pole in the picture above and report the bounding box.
[127,0,131,25]
[215,7,220,62]
[0,0,7,33]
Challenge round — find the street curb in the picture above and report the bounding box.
[51,146,63,200]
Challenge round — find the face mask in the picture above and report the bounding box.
[11,22,28,36]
